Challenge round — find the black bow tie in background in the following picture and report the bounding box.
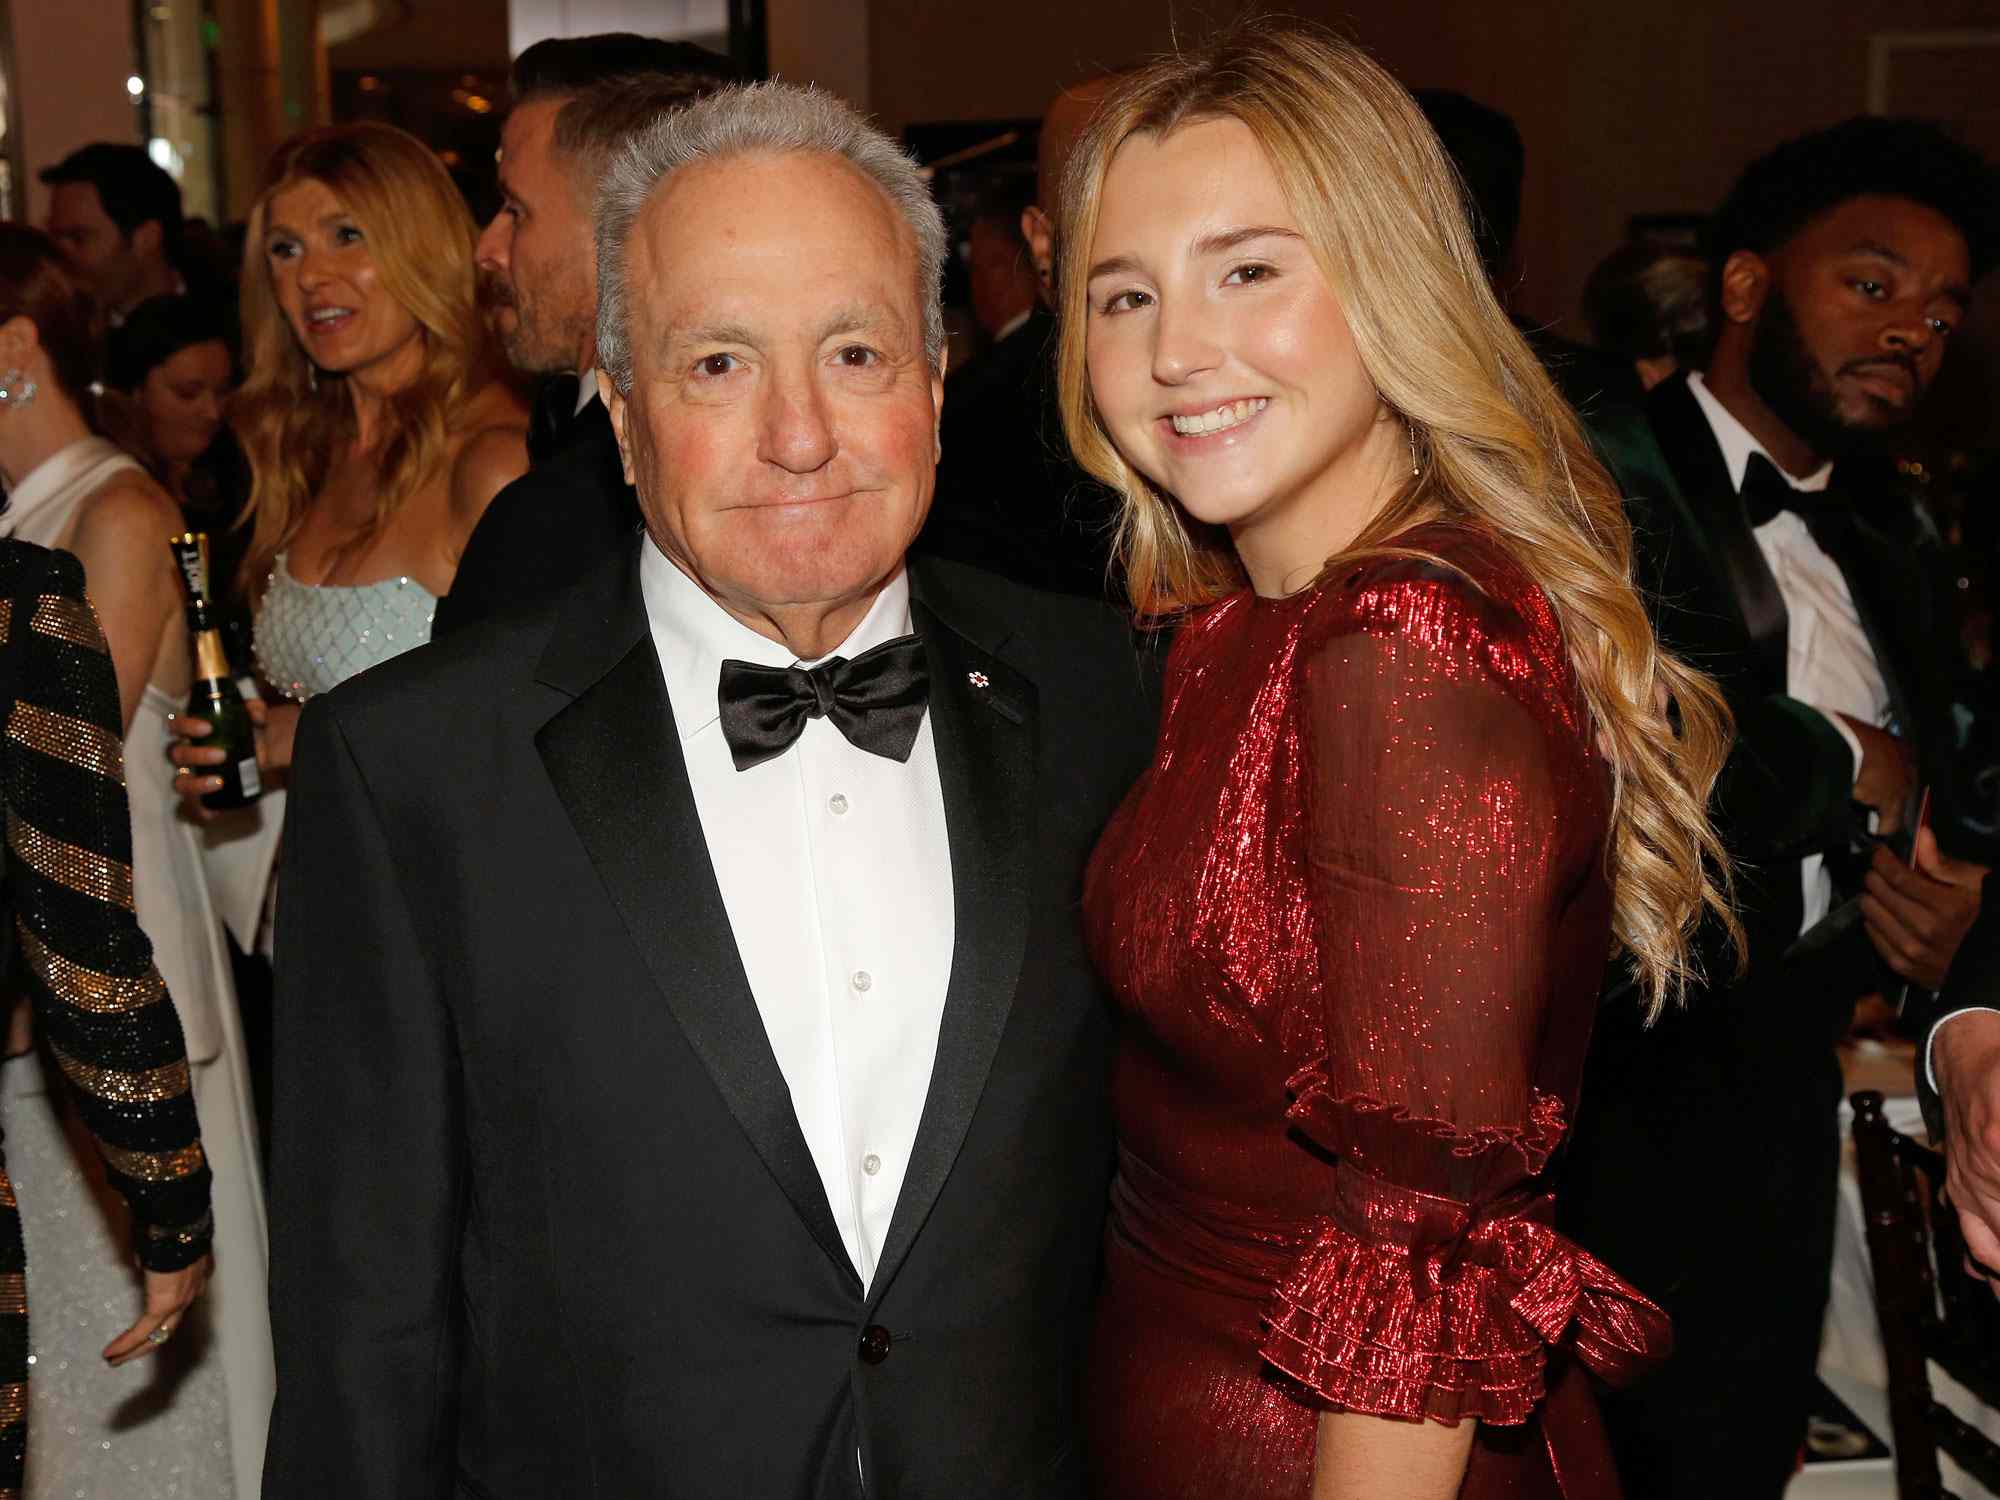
[1739,450,1842,533]
[718,636,930,772]
[527,373,584,466]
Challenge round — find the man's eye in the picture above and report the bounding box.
[1853,279,1886,299]
[696,353,739,377]
[836,345,878,367]
[1927,316,1956,338]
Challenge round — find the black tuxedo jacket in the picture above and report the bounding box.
[262,546,1158,1498]
[432,396,639,640]
[915,309,1120,600]
[1619,373,1957,998]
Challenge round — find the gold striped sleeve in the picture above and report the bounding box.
[49,1045,190,1106]
[6,810,134,909]
[99,1142,207,1183]
[29,596,105,652]
[143,1209,213,1253]
[7,702,123,781]
[0,598,12,645]
[0,1380,23,1428]
[0,1171,15,1210]
[14,926,163,1016]
[0,1275,24,1317]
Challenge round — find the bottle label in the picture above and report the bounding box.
[192,629,232,684]
[237,759,262,798]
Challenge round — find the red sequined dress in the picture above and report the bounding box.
[1083,523,1668,1499]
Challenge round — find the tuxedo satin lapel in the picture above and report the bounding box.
[867,583,1036,1306]
[1647,376,1789,693]
[533,553,860,1293]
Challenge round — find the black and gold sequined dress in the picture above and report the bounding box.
[0,540,212,1497]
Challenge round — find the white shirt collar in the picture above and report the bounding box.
[993,309,1033,345]
[575,367,601,418]
[638,541,916,743]
[1685,370,1833,494]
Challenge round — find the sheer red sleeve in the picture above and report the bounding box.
[1256,559,1669,1425]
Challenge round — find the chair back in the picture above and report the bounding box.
[1850,1089,2000,1499]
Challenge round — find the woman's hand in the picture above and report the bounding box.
[169,699,300,818]
[103,1253,212,1365]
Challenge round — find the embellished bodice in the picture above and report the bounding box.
[254,552,438,701]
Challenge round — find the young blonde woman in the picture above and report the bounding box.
[171,123,526,809]
[1064,24,1737,1500]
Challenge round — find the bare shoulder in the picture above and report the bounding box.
[74,467,184,549]
[447,381,530,525]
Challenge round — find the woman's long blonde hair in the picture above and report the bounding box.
[233,122,496,594]
[1055,20,1740,1017]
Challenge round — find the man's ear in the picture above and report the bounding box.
[932,351,947,463]
[1022,205,1056,300]
[599,370,638,487]
[1719,249,1770,328]
[131,219,164,262]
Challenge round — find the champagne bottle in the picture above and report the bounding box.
[168,533,262,810]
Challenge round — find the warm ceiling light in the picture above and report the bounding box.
[126,75,145,97]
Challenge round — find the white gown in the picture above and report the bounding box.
[0,436,271,1498]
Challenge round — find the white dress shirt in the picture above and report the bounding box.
[1686,372,1892,933]
[640,544,955,1289]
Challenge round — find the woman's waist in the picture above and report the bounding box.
[1108,1148,1326,1300]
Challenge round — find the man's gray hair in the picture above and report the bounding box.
[595,81,948,394]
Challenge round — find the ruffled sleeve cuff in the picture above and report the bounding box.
[1257,1163,1671,1426]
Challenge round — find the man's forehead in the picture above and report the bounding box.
[48,182,110,225]
[1793,194,1971,278]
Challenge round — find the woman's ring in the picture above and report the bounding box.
[146,1323,173,1345]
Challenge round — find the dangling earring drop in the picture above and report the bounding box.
[1407,422,1420,478]
[0,370,38,410]
[307,363,319,394]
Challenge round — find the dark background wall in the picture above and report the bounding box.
[868,0,2000,345]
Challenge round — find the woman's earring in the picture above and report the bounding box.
[0,370,38,410]
[306,363,319,394]
[1407,423,1420,478]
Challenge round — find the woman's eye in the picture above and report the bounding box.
[1099,288,1152,315]
[266,240,297,261]
[1223,263,1274,287]
[1853,279,1885,299]
[696,353,739,378]
[335,224,364,245]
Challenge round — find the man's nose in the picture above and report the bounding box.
[474,214,508,272]
[758,369,838,475]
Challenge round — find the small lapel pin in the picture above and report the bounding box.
[967,671,989,689]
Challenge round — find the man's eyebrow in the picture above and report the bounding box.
[671,320,762,348]
[1847,239,1971,307]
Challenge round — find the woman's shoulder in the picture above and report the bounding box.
[1309,521,1554,649]
[446,380,531,519]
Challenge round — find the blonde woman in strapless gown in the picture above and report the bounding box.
[0,228,268,1498]
[168,126,523,904]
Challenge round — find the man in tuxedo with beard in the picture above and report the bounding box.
[433,36,745,638]
[1560,117,1997,1499]
[262,81,1155,1497]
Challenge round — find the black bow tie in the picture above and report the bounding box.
[527,373,583,466]
[717,636,930,772]
[1740,451,1840,531]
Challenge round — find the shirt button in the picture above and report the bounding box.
[851,970,872,993]
[863,1153,882,1176]
[828,793,849,815]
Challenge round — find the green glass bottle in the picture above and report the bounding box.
[168,533,262,811]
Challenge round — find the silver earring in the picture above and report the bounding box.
[0,370,38,410]
[307,363,319,394]
[1407,423,1420,478]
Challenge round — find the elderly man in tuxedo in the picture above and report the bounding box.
[262,81,1155,1497]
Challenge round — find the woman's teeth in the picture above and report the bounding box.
[1170,398,1267,436]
